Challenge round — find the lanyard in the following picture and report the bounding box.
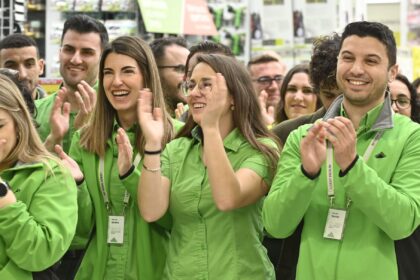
[326,131,383,207]
[98,153,141,214]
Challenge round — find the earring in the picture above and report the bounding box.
[230,105,235,111]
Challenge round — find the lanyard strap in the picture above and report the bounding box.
[326,131,384,207]
[98,153,141,214]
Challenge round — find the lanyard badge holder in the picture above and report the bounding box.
[323,131,383,241]
[99,154,141,244]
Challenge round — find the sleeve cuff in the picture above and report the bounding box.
[119,165,135,180]
[339,155,359,177]
[76,177,85,186]
[301,165,321,180]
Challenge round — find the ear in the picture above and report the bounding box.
[38,58,45,76]
[388,64,399,83]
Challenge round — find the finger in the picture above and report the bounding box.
[78,81,96,111]
[175,108,181,119]
[153,107,163,122]
[63,102,71,118]
[267,106,275,118]
[176,102,184,114]
[74,91,88,114]
[139,88,153,113]
[54,144,67,159]
[77,83,91,111]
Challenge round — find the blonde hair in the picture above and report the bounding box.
[0,74,56,168]
[80,36,175,156]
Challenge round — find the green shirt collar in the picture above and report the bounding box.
[191,126,244,152]
[323,92,394,133]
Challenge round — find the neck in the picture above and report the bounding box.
[342,96,384,130]
[117,110,137,130]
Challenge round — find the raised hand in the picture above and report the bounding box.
[175,102,186,120]
[258,90,275,126]
[45,87,70,151]
[55,145,84,182]
[323,116,357,171]
[200,73,230,129]
[300,121,327,176]
[137,88,163,149]
[116,128,133,176]
[74,80,97,129]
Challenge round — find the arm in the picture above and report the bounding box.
[263,123,326,238]
[203,127,268,211]
[0,163,77,271]
[137,89,171,222]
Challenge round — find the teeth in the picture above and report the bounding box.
[113,91,129,96]
[193,103,205,109]
[349,80,366,85]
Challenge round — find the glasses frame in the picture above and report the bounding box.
[181,79,212,97]
[253,75,284,88]
[158,64,186,74]
[391,97,411,110]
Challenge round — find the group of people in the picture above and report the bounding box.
[0,14,419,280]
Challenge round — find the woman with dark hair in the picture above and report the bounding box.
[389,73,420,123]
[274,64,321,124]
[138,54,279,279]
[56,36,177,279]
[0,73,77,279]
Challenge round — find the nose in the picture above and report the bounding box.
[112,74,123,87]
[349,60,364,75]
[70,51,82,64]
[18,65,28,80]
[293,90,304,101]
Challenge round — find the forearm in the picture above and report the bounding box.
[138,152,169,222]
[203,128,241,211]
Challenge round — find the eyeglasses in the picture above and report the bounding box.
[391,97,411,109]
[158,64,186,74]
[253,75,283,87]
[181,79,212,96]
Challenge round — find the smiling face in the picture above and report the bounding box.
[284,72,317,120]
[336,35,398,110]
[389,79,412,118]
[0,108,17,171]
[187,62,232,126]
[59,30,102,91]
[103,52,144,124]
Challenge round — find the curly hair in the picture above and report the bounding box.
[309,33,341,93]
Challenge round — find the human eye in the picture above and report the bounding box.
[175,65,186,73]
[103,69,113,75]
[398,97,410,105]
[274,75,284,82]
[25,60,36,68]
[81,49,96,57]
[287,86,297,93]
[303,87,314,94]
[365,58,379,65]
[4,61,18,69]
[257,76,270,84]
[340,54,353,62]
[61,46,74,54]
[187,81,196,91]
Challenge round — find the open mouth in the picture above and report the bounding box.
[112,91,130,97]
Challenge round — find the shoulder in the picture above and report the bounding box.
[272,113,319,145]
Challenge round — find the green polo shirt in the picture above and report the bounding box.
[161,127,276,280]
[35,82,98,153]
[69,120,169,280]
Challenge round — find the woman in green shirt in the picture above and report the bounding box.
[138,54,279,279]
[56,36,176,279]
[0,74,77,280]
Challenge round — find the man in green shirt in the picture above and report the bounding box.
[263,21,420,280]
[35,14,109,153]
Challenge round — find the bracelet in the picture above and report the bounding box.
[144,149,162,155]
[143,163,161,173]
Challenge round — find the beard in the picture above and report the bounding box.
[161,79,185,111]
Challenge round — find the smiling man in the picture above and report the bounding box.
[35,14,108,153]
[0,33,46,100]
[263,21,420,280]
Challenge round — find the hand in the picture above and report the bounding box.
[47,88,70,149]
[0,187,16,208]
[258,90,275,126]
[300,121,327,176]
[116,128,133,176]
[175,102,186,120]
[55,145,84,182]
[137,88,163,150]
[323,116,357,171]
[74,81,97,129]
[200,73,230,129]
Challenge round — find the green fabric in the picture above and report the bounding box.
[0,160,78,279]
[263,101,420,280]
[161,127,275,280]
[69,121,169,280]
[35,83,98,153]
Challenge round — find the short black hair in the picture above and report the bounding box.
[0,34,39,57]
[340,21,396,67]
[394,73,420,123]
[149,37,187,64]
[247,54,279,69]
[310,33,341,93]
[412,77,420,92]
[61,14,109,50]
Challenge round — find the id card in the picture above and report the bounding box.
[323,208,347,240]
[107,216,124,244]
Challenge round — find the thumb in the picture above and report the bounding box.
[63,102,71,118]
[267,106,275,117]
[54,144,67,160]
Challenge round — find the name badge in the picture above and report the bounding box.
[323,208,347,241]
[107,216,124,244]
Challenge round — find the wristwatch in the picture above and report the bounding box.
[0,181,9,197]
